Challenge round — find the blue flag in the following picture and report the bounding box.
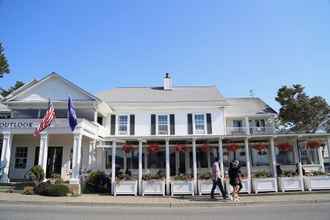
[67,97,77,131]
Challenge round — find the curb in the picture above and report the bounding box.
[1,199,330,208]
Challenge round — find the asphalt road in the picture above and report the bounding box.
[0,202,329,220]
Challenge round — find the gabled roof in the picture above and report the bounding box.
[225,97,277,116]
[97,86,228,105]
[4,72,101,103]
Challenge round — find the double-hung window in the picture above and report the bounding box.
[194,114,205,134]
[15,147,28,169]
[118,115,128,135]
[158,115,168,135]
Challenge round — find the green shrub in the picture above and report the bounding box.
[282,170,297,177]
[35,182,69,196]
[254,170,272,178]
[30,165,45,186]
[84,171,110,193]
[198,172,212,180]
[23,186,34,195]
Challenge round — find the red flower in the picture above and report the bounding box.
[276,143,292,152]
[148,143,160,153]
[122,144,134,154]
[175,144,186,153]
[227,143,240,152]
[306,140,321,149]
[253,143,268,152]
[200,143,209,153]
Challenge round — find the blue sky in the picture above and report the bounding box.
[1,0,329,109]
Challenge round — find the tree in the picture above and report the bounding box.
[275,84,330,133]
[1,81,24,97]
[0,42,10,78]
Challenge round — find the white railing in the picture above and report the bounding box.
[226,126,275,136]
[249,126,275,135]
[226,127,248,136]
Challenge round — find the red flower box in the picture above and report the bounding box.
[148,143,160,153]
[122,144,134,154]
[276,143,292,152]
[200,143,209,153]
[175,144,186,153]
[227,143,240,152]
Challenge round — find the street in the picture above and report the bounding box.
[0,202,329,220]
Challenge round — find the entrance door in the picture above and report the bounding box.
[46,147,63,178]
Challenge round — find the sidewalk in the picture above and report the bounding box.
[0,192,329,207]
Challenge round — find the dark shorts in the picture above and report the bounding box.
[229,177,241,187]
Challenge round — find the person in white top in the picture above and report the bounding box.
[210,157,227,199]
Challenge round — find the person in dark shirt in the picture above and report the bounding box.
[228,160,242,202]
[276,165,283,177]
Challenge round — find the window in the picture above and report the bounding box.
[15,147,28,169]
[158,115,168,135]
[118,115,128,135]
[194,114,205,134]
[0,113,10,119]
[255,119,265,127]
[233,120,242,127]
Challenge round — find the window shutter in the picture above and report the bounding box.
[187,113,193,134]
[170,114,175,135]
[206,113,212,134]
[110,114,116,135]
[151,114,156,135]
[130,114,135,135]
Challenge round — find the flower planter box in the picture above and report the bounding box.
[142,180,165,196]
[304,176,330,191]
[252,178,277,194]
[278,177,304,192]
[114,180,137,196]
[171,180,194,196]
[198,179,220,195]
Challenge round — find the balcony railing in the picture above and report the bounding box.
[226,126,275,136]
[226,127,248,136]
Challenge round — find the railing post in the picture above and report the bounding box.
[192,138,197,195]
[138,139,143,195]
[111,139,116,195]
[245,117,250,135]
[165,138,170,195]
[244,137,251,194]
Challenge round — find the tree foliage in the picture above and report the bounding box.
[1,81,24,97]
[275,84,330,133]
[0,42,10,78]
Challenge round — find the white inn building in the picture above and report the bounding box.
[1,72,330,195]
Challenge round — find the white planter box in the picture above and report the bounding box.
[304,176,330,191]
[171,180,194,196]
[114,180,137,196]
[252,178,277,194]
[142,180,165,196]
[278,177,304,192]
[198,179,220,195]
[226,178,251,194]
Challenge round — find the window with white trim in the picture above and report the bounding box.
[158,115,168,135]
[194,114,205,134]
[15,147,28,169]
[118,115,128,135]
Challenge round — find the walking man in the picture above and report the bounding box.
[210,157,227,199]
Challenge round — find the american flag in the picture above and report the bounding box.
[34,99,56,136]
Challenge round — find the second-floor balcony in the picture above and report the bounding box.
[226,126,275,136]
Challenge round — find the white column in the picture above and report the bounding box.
[88,139,96,170]
[138,140,143,195]
[327,137,330,160]
[185,150,190,175]
[270,137,278,192]
[111,140,116,194]
[244,137,251,193]
[0,132,13,183]
[318,146,325,173]
[192,138,197,194]
[70,133,82,184]
[123,152,127,172]
[175,151,179,175]
[207,150,211,168]
[94,111,98,123]
[218,138,224,178]
[165,139,170,195]
[38,132,48,174]
[144,148,148,169]
[245,117,250,135]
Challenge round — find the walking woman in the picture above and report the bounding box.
[228,160,242,202]
[210,157,228,200]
